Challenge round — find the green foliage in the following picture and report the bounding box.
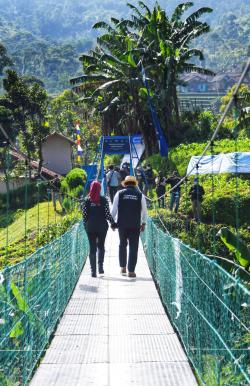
[142,153,175,176]
[0,373,12,386]
[218,227,250,268]
[149,212,250,279]
[63,168,86,190]
[0,106,16,144]
[197,11,250,72]
[144,138,250,177]
[61,169,86,210]
[0,240,36,268]
[48,90,80,135]
[10,282,29,313]
[145,137,250,281]
[9,321,24,339]
[104,154,122,168]
[0,1,249,91]
[168,138,250,176]
[1,70,50,169]
[62,197,74,212]
[74,1,214,152]
[0,182,47,215]
[0,43,12,76]
[0,205,80,268]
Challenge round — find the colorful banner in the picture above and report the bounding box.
[75,121,83,162]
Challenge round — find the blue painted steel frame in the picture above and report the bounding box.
[84,136,142,195]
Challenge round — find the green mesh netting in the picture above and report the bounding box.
[0,221,88,386]
[141,218,250,386]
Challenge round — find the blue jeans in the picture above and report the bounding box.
[170,192,180,213]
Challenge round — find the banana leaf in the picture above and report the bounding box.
[217,227,250,269]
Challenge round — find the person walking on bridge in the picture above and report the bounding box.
[106,165,120,203]
[111,176,147,278]
[82,181,115,277]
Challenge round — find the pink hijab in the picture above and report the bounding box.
[89,181,101,205]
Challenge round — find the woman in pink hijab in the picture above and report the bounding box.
[82,181,115,277]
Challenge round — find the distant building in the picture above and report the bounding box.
[179,70,250,93]
[42,132,75,176]
[209,74,236,92]
[179,73,211,93]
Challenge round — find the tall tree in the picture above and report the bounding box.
[2,70,50,175]
[2,70,33,164]
[72,1,214,151]
[0,43,12,76]
[28,82,50,174]
[0,105,17,195]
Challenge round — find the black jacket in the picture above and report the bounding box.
[189,184,205,201]
[82,196,114,233]
[117,187,142,229]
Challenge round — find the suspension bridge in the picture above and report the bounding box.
[0,63,249,386]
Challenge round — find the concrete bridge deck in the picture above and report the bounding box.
[31,229,197,386]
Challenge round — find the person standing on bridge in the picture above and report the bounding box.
[106,165,120,203]
[82,181,115,277]
[111,175,147,278]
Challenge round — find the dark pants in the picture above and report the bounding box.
[192,199,201,221]
[170,192,180,213]
[156,187,165,208]
[87,230,107,273]
[118,228,140,273]
[109,186,118,203]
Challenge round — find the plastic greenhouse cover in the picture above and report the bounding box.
[186,152,250,175]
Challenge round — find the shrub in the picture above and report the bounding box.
[62,197,74,212]
[64,168,86,189]
[150,213,250,272]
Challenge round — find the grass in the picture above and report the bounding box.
[0,201,81,269]
[0,202,66,248]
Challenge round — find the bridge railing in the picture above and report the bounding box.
[141,218,250,386]
[0,221,88,386]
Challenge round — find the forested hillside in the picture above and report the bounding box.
[0,0,249,91]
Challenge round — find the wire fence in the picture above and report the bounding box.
[0,220,88,386]
[141,217,250,386]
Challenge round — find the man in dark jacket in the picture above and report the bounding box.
[50,175,63,211]
[166,171,181,213]
[144,164,155,198]
[189,178,205,222]
[111,176,147,278]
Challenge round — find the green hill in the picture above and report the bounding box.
[0,0,249,91]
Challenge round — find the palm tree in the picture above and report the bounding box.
[71,17,157,154]
[127,1,214,142]
[71,1,214,150]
